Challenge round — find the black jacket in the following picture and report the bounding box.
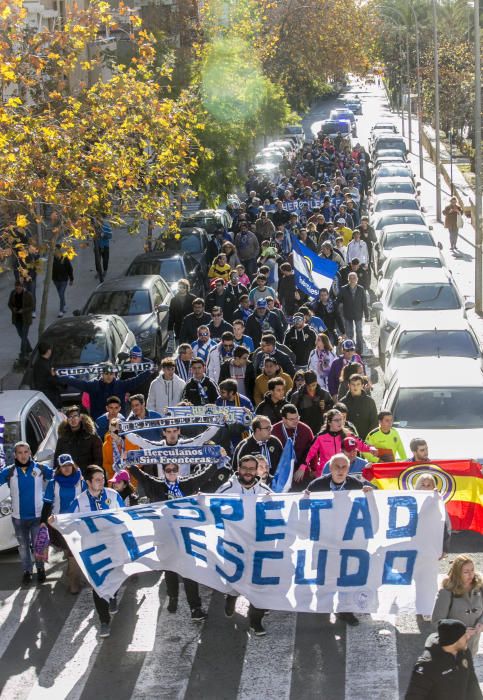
[307,474,364,492]
[232,434,283,473]
[181,376,219,405]
[251,347,296,377]
[337,284,369,321]
[168,292,196,338]
[290,385,333,434]
[405,633,482,700]
[245,310,284,347]
[218,359,256,403]
[207,319,233,340]
[31,355,60,407]
[255,394,288,425]
[221,283,248,323]
[54,416,103,476]
[310,299,345,336]
[284,325,317,366]
[179,311,211,344]
[129,462,230,501]
[340,390,378,441]
[52,256,74,283]
[205,289,227,315]
[277,274,298,316]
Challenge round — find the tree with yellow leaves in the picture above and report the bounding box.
[0,0,201,336]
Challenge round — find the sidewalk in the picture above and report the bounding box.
[0,223,149,389]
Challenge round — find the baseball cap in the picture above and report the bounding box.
[256,298,268,308]
[342,339,356,351]
[130,345,142,358]
[342,437,357,451]
[336,217,346,225]
[101,364,115,374]
[263,355,278,365]
[57,453,75,467]
[108,470,130,484]
[293,313,304,322]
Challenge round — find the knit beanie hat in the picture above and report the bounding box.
[438,619,467,646]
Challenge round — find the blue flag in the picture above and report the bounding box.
[291,235,338,298]
[271,438,295,493]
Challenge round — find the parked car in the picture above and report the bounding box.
[21,315,137,400]
[381,357,483,460]
[371,164,414,184]
[372,154,407,170]
[180,209,232,235]
[372,135,408,158]
[383,319,482,385]
[371,177,417,198]
[372,194,420,218]
[319,119,352,145]
[80,275,171,361]
[126,251,205,298]
[0,390,63,551]
[283,125,305,149]
[375,244,446,297]
[161,227,210,276]
[344,99,362,115]
[373,267,474,359]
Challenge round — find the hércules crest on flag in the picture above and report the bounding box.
[362,460,483,533]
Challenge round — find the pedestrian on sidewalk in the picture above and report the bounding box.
[52,244,74,317]
[443,197,464,252]
[8,280,34,363]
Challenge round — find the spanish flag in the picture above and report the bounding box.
[362,460,483,534]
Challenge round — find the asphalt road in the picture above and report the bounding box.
[1,82,483,700]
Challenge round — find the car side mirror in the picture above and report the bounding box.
[465,300,475,310]
[73,309,81,317]
[437,242,443,250]
[155,304,169,313]
[117,352,129,362]
[377,271,383,279]
[372,301,383,312]
[429,225,433,231]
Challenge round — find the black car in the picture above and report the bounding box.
[80,275,172,360]
[126,252,205,297]
[21,314,137,399]
[157,227,210,276]
[180,209,232,236]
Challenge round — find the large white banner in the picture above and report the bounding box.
[54,491,444,614]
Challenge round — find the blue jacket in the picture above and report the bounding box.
[62,371,152,419]
[43,470,86,515]
[126,409,162,440]
[0,459,53,520]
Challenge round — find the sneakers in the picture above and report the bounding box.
[167,597,178,613]
[108,597,118,615]
[224,596,236,618]
[249,621,267,637]
[22,571,32,586]
[336,612,359,626]
[37,569,46,584]
[191,607,207,622]
[99,622,111,638]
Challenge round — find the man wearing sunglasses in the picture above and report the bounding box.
[190,325,218,364]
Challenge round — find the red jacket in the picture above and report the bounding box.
[302,431,371,478]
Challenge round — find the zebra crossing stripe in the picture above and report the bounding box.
[0,588,38,660]
[126,583,163,653]
[236,611,297,700]
[25,588,125,700]
[131,587,212,700]
[345,615,399,700]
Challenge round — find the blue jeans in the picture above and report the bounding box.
[345,318,364,355]
[54,280,68,312]
[11,517,44,573]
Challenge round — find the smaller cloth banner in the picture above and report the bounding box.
[55,361,155,378]
[165,404,252,427]
[0,415,5,468]
[120,415,225,433]
[126,445,223,465]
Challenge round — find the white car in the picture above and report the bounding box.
[373,210,428,233]
[372,267,474,359]
[381,357,483,460]
[371,164,414,184]
[0,391,62,551]
[371,177,417,199]
[376,244,446,298]
[374,225,441,271]
[383,318,482,386]
[371,193,421,218]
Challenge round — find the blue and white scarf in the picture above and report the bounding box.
[166,480,183,499]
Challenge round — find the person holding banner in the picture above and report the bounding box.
[126,394,162,440]
[232,416,283,474]
[66,465,124,638]
[217,454,271,636]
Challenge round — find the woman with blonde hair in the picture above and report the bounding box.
[432,554,483,655]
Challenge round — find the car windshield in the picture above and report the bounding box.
[393,388,483,429]
[389,283,460,310]
[394,330,479,358]
[4,421,21,464]
[385,257,441,277]
[375,150,405,159]
[330,111,354,121]
[375,139,405,150]
[374,182,415,195]
[49,329,108,365]
[182,216,219,234]
[85,290,151,316]
[322,122,350,135]
[376,214,425,230]
[384,232,433,249]
[285,127,303,135]
[375,198,419,212]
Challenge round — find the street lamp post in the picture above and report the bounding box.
[432,0,442,221]
[409,0,424,178]
[405,33,412,154]
[474,0,482,312]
